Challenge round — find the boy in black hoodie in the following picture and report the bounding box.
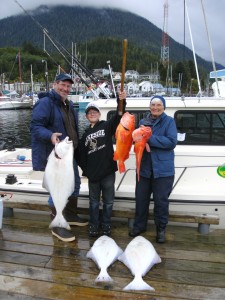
[79,91,126,237]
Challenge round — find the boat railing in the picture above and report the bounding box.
[116,163,223,193]
[116,168,135,191]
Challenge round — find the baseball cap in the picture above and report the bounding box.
[85,102,100,114]
[55,73,74,84]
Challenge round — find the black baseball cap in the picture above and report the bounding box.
[55,73,74,84]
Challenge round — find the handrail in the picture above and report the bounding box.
[116,168,135,191]
[116,164,222,192]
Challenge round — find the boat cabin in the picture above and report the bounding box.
[92,97,225,228]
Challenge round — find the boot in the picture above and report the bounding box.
[156,226,166,243]
[64,196,88,226]
[49,206,75,242]
[129,228,146,237]
[88,224,99,237]
[101,224,111,236]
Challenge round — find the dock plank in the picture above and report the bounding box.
[1,210,225,299]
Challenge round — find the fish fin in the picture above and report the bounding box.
[113,152,118,161]
[95,269,113,282]
[123,276,155,291]
[118,161,126,173]
[137,172,140,182]
[49,213,70,230]
[42,175,49,191]
[145,144,150,152]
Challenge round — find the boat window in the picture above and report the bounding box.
[107,109,225,146]
[175,110,225,145]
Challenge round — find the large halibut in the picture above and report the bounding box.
[86,235,123,282]
[118,236,161,291]
[43,137,74,230]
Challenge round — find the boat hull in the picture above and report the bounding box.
[0,146,224,228]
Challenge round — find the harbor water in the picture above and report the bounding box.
[0,109,89,149]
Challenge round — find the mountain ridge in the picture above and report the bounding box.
[0,5,223,72]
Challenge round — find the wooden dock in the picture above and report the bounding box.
[0,210,225,299]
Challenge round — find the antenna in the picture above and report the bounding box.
[161,0,169,66]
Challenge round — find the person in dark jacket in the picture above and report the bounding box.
[79,91,126,237]
[129,95,177,243]
[30,73,88,242]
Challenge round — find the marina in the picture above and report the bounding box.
[0,82,225,300]
[0,1,225,298]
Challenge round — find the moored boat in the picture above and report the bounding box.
[0,94,225,228]
[0,94,33,110]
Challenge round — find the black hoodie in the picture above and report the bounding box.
[79,99,126,182]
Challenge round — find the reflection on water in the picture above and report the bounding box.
[0,109,88,148]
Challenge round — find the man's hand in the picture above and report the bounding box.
[51,132,62,145]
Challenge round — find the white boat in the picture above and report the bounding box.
[0,94,33,110]
[0,94,225,229]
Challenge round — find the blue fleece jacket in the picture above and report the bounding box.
[30,90,79,171]
[139,112,177,179]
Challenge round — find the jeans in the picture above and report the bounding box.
[88,172,115,227]
[48,159,81,206]
[133,175,174,231]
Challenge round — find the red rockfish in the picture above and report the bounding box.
[132,125,152,181]
[113,112,135,173]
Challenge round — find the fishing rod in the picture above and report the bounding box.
[13,0,110,98]
[42,29,98,90]
[43,31,110,99]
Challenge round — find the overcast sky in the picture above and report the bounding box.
[1,0,225,67]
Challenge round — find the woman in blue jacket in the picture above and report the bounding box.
[30,73,88,242]
[129,95,177,243]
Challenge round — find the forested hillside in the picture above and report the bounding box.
[0,5,223,92]
[0,5,221,71]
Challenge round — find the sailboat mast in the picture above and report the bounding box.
[183,0,186,61]
[18,50,22,96]
[185,1,202,96]
[200,0,220,96]
[31,64,34,103]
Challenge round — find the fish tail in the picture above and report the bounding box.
[49,213,71,230]
[118,161,126,173]
[95,269,113,282]
[123,276,155,291]
[136,157,141,182]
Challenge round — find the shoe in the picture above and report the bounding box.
[101,224,111,236]
[89,225,99,237]
[51,227,75,242]
[66,214,89,227]
[129,229,146,237]
[156,229,165,243]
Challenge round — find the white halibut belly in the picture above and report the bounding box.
[86,236,123,282]
[42,137,75,229]
[118,236,161,291]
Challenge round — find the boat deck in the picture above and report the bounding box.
[0,210,225,299]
